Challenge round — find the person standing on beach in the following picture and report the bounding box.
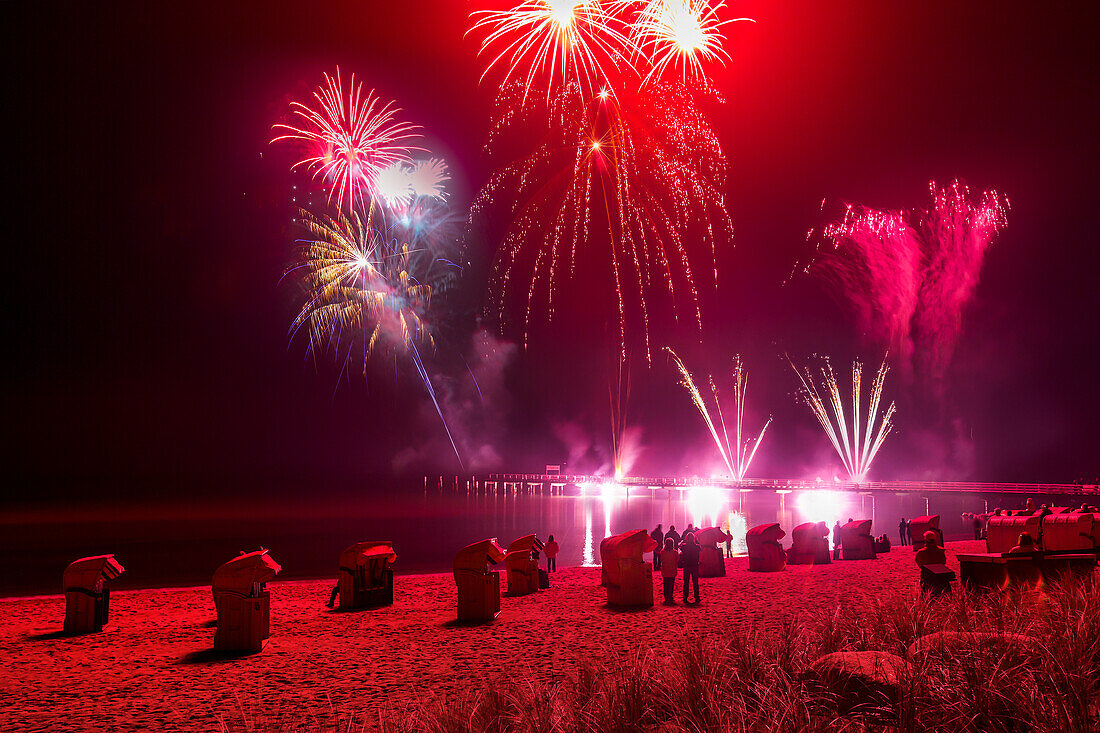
[650,524,664,570]
[683,524,695,541]
[666,525,681,547]
[679,533,702,605]
[724,529,734,558]
[898,518,908,546]
[832,521,842,560]
[659,537,679,605]
[544,534,559,573]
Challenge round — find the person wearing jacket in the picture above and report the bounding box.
[650,524,664,570]
[679,533,702,605]
[659,537,679,605]
[544,534,559,573]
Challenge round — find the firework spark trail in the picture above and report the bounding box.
[789,355,896,483]
[469,0,637,101]
[286,206,465,468]
[272,69,422,213]
[666,348,770,481]
[608,353,631,479]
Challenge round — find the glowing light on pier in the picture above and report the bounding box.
[790,355,896,483]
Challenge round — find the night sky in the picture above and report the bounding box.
[3,0,1097,503]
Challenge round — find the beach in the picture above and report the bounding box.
[0,541,983,731]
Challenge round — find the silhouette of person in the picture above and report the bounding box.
[544,534,559,573]
[679,533,702,605]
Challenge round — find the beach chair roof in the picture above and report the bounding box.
[602,529,658,563]
[694,526,725,547]
[63,554,125,591]
[506,534,545,555]
[841,519,873,535]
[792,521,828,540]
[909,515,940,528]
[454,538,506,574]
[213,549,281,593]
[339,541,397,569]
[747,523,785,542]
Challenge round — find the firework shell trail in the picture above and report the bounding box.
[286,206,465,468]
[271,69,423,213]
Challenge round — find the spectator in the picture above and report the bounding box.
[666,524,681,547]
[544,534,559,573]
[724,529,734,558]
[915,531,947,567]
[659,537,679,605]
[898,517,909,546]
[972,515,982,541]
[832,521,842,560]
[1009,532,1036,553]
[679,533,702,605]
[650,524,664,570]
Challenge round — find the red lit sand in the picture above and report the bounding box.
[0,541,985,731]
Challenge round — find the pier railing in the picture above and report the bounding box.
[479,474,1098,495]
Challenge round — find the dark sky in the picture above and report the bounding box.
[2,0,1097,501]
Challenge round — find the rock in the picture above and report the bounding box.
[806,651,912,716]
[907,631,1037,662]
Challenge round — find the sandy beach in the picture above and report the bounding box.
[0,541,983,731]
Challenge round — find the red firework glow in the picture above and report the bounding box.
[468,0,746,357]
[812,180,1009,389]
[474,81,732,359]
[272,69,422,213]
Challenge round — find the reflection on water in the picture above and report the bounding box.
[3,484,986,595]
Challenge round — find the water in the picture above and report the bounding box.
[0,485,1028,597]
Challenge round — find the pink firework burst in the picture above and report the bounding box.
[812,180,1009,391]
[272,69,422,212]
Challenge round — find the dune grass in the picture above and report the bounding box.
[222,575,1100,732]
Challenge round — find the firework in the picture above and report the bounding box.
[666,348,771,481]
[287,206,464,467]
[627,0,750,83]
[608,354,631,479]
[476,81,731,359]
[812,180,1008,390]
[914,180,1008,387]
[790,355,896,483]
[818,206,922,367]
[271,69,421,212]
[469,0,636,100]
